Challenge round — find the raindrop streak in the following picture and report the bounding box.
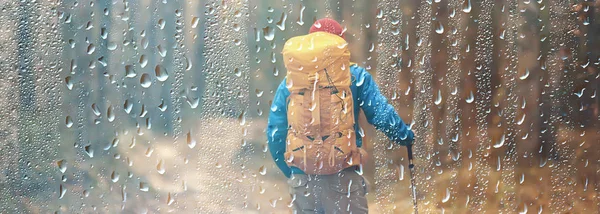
[107,105,115,122]
[191,16,200,28]
[187,131,196,148]
[434,90,443,105]
[167,192,174,205]
[297,4,305,25]
[493,134,506,148]
[59,184,66,199]
[238,110,246,125]
[276,12,287,30]
[185,55,193,71]
[442,188,451,203]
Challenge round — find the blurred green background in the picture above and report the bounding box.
[0,0,598,213]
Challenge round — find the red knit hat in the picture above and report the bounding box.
[309,18,345,39]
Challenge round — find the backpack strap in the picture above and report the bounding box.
[307,73,321,131]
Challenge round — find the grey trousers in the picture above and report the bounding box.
[288,167,368,214]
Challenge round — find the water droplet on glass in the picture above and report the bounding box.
[140,73,152,88]
[167,192,174,205]
[59,184,66,199]
[158,100,168,112]
[493,134,506,148]
[155,65,169,82]
[140,182,149,191]
[65,76,73,90]
[276,12,287,30]
[435,21,444,34]
[100,27,107,39]
[158,19,165,29]
[185,55,193,71]
[462,0,472,13]
[186,96,199,109]
[107,105,115,122]
[125,65,136,78]
[263,26,275,41]
[84,145,94,158]
[157,160,166,174]
[158,45,167,57]
[186,131,196,149]
[466,91,474,103]
[111,171,120,182]
[65,116,73,128]
[520,69,530,80]
[255,89,264,97]
[442,188,451,203]
[434,90,443,105]
[57,160,67,173]
[91,103,101,116]
[107,42,118,50]
[191,16,200,28]
[124,99,133,114]
[259,166,267,175]
[297,5,305,25]
[139,54,148,68]
[87,44,95,54]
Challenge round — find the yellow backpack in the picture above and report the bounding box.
[282,32,366,175]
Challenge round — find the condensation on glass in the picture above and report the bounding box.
[0,0,597,213]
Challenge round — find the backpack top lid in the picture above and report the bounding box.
[282,32,351,91]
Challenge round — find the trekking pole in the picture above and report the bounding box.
[406,144,418,214]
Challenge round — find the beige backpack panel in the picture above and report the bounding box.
[282,32,365,175]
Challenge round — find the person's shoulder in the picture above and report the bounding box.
[350,64,371,77]
[350,64,373,87]
[276,78,290,95]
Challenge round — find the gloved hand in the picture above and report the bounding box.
[396,136,414,146]
[395,124,414,146]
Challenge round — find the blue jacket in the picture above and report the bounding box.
[267,65,414,178]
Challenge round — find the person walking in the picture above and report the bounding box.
[267,18,415,214]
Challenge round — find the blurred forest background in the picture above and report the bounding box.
[0,0,599,213]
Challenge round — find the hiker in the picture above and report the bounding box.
[267,18,415,213]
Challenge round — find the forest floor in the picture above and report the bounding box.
[38,118,599,213]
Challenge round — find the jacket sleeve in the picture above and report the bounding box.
[356,67,414,145]
[267,80,292,178]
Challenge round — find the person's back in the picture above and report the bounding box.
[267,18,414,214]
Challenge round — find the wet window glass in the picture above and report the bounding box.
[0,0,598,213]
